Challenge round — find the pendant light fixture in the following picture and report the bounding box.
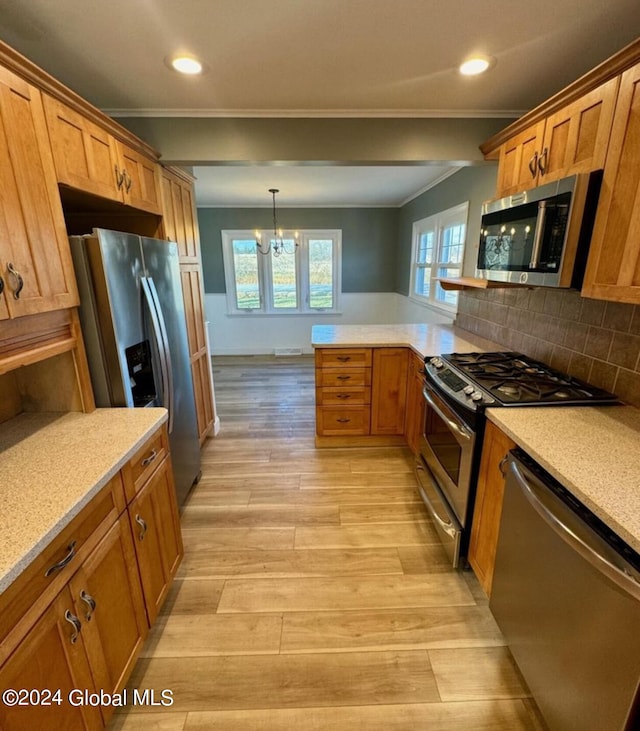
[255,189,299,256]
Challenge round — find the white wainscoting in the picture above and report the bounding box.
[205,293,454,355]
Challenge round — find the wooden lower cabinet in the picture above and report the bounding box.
[468,420,516,597]
[0,423,183,731]
[128,456,183,625]
[0,587,103,730]
[68,515,148,724]
[315,347,411,442]
[371,348,409,436]
[404,351,426,454]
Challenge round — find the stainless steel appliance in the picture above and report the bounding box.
[416,352,617,567]
[70,228,201,506]
[476,172,601,288]
[491,450,640,731]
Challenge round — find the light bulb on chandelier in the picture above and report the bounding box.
[255,189,299,256]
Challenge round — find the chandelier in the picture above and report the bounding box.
[255,188,299,256]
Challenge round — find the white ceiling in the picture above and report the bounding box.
[1,0,638,206]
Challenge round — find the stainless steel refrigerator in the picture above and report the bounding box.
[70,228,201,506]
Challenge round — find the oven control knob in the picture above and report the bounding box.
[430,357,444,369]
[470,391,483,402]
[463,385,475,395]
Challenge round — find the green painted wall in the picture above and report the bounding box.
[198,207,399,293]
[395,166,498,294]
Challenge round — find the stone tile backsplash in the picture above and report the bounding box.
[455,288,640,408]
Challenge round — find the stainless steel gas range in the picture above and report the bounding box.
[415,351,618,568]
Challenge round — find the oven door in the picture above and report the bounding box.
[416,381,476,567]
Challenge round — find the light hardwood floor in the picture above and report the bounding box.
[111,356,546,731]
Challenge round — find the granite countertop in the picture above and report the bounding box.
[488,406,640,553]
[311,323,503,358]
[0,408,168,594]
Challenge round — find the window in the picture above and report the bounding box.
[221,230,342,315]
[409,202,468,312]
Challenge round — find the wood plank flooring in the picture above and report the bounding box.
[110,355,545,731]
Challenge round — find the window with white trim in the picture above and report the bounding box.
[221,229,342,315]
[409,202,468,312]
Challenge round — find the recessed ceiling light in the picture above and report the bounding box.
[167,54,205,75]
[459,55,495,76]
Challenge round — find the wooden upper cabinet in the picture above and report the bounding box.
[43,94,162,215]
[495,120,546,197]
[494,77,619,197]
[161,167,199,261]
[0,67,78,318]
[538,77,618,183]
[116,141,163,214]
[582,62,640,304]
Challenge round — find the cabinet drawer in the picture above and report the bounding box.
[316,368,371,388]
[122,426,169,503]
[316,386,370,406]
[316,406,371,435]
[315,348,372,368]
[0,473,124,662]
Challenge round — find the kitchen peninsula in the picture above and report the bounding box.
[311,322,640,553]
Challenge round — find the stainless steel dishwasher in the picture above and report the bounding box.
[490,449,640,731]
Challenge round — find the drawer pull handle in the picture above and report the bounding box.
[538,147,548,175]
[528,151,538,178]
[135,514,148,540]
[7,263,24,300]
[336,356,351,362]
[141,449,158,467]
[0,276,4,295]
[337,375,351,381]
[337,418,351,424]
[498,455,509,477]
[45,540,77,577]
[80,590,96,621]
[64,610,82,644]
[336,393,351,400]
[123,170,133,192]
[115,164,124,189]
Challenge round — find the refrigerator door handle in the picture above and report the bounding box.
[141,277,174,433]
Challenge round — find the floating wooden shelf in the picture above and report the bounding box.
[438,277,528,291]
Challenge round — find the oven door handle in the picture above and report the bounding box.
[422,386,472,441]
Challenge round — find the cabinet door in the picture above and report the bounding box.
[180,265,214,441]
[0,67,79,317]
[43,94,122,202]
[404,352,426,455]
[468,420,516,596]
[0,587,102,731]
[371,348,409,435]
[128,457,183,625]
[538,77,618,183]
[160,168,200,262]
[68,515,148,723]
[495,121,545,197]
[582,63,640,304]
[117,142,162,215]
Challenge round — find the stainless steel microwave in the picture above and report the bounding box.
[476,172,602,288]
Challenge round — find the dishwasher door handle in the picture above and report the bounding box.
[509,458,640,602]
